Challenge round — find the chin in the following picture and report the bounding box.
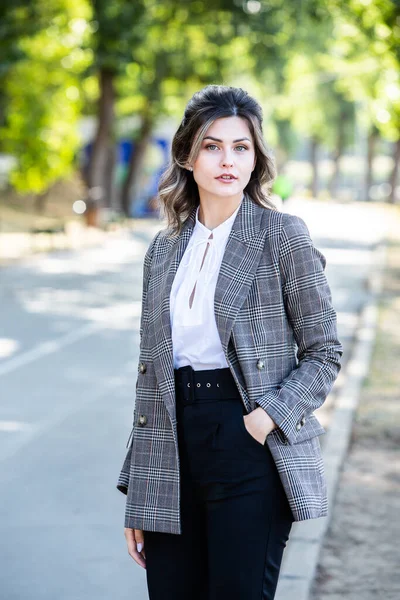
[213,190,241,199]
[197,181,244,198]
[212,184,242,194]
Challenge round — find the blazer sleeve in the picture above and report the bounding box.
[255,212,343,445]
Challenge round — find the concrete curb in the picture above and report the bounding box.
[275,242,386,600]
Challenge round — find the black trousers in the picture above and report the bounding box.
[144,365,293,600]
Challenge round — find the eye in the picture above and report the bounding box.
[204,144,249,151]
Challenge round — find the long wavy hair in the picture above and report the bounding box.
[158,85,277,236]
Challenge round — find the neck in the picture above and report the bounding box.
[197,194,243,230]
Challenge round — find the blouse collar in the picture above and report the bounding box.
[194,201,242,241]
[179,200,242,283]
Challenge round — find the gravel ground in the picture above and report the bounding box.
[310,238,400,600]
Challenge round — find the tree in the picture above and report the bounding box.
[319,0,400,202]
[84,0,147,209]
[116,0,323,213]
[0,2,39,128]
[1,0,92,209]
[117,2,251,214]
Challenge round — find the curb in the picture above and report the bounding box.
[275,242,386,600]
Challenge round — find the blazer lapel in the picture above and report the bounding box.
[149,193,269,420]
[214,198,267,351]
[149,210,196,417]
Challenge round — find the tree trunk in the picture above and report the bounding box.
[310,137,319,199]
[120,113,153,216]
[365,127,378,201]
[388,136,400,204]
[86,68,116,207]
[104,142,117,210]
[328,112,346,199]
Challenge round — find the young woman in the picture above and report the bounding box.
[116,85,343,600]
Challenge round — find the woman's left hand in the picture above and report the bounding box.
[243,407,277,445]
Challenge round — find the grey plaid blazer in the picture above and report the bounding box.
[116,193,343,534]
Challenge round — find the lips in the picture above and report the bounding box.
[215,174,237,181]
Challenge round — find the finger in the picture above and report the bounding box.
[124,528,146,569]
[134,529,146,563]
[135,528,145,553]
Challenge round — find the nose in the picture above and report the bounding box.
[220,148,234,168]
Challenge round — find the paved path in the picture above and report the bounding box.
[0,201,389,599]
[0,222,160,600]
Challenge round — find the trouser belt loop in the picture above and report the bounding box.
[174,365,195,405]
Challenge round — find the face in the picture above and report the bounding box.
[190,116,256,203]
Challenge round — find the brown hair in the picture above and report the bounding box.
[158,84,277,236]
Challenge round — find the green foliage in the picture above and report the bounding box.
[1,0,93,194]
[90,0,146,73]
[116,2,256,126]
[321,0,400,140]
[1,0,399,199]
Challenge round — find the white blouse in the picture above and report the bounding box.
[170,201,242,370]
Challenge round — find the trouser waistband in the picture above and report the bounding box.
[174,365,241,405]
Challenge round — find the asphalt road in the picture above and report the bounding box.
[0,201,386,600]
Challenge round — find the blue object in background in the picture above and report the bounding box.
[125,136,170,218]
[82,137,170,217]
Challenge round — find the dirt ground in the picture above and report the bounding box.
[310,230,400,599]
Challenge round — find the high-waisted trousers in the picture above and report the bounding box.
[144,365,294,600]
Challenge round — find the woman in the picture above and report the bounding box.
[116,85,343,600]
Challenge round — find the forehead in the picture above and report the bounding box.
[203,116,252,140]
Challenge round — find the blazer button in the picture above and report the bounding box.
[256,359,265,370]
[300,415,306,426]
[139,362,147,374]
[137,414,148,426]
[296,421,302,431]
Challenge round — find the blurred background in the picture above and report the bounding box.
[0,0,399,233]
[0,1,399,599]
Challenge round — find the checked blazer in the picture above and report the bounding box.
[116,192,343,535]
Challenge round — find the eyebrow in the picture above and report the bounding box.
[203,136,252,143]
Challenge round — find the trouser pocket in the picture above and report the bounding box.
[235,409,266,449]
[213,400,266,455]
